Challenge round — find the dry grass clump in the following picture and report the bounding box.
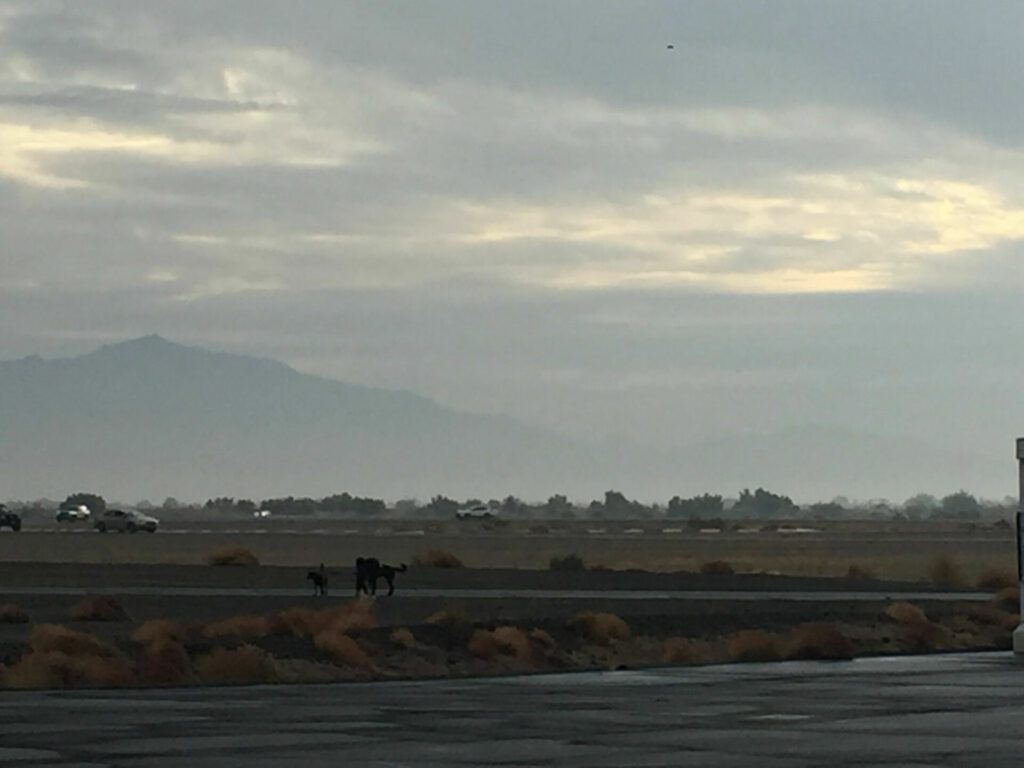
[321,603,376,636]
[529,628,555,648]
[132,619,183,648]
[726,630,782,662]
[845,564,876,581]
[700,560,735,576]
[30,623,117,657]
[292,601,376,637]
[977,568,1017,591]
[885,601,928,626]
[390,627,416,648]
[131,619,192,686]
[4,651,134,689]
[206,544,260,566]
[567,612,630,645]
[492,626,530,659]
[468,629,499,659]
[193,644,277,685]
[926,554,965,586]
[411,549,463,568]
[203,601,376,641]
[467,626,530,661]
[0,603,28,623]
[3,624,134,689]
[426,604,467,626]
[901,619,952,653]
[265,607,318,636]
[549,554,586,571]
[991,586,1019,611]
[884,601,951,652]
[134,646,192,685]
[201,614,270,639]
[965,605,1019,630]
[786,623,854,660]
[70,596,130,622]
[314,630,375,671]
[661,637,712,665]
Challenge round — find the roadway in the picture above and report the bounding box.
[0,652,1021,766]
[0,585,996,602]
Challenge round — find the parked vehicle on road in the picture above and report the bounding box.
[0,505,21,531]
[95,509,159,533]
[56,505,91,523]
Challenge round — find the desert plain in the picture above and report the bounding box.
[0,516,1018,688]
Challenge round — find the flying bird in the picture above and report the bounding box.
[667,44,674,49]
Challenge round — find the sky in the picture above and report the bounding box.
[2,1,1024,500]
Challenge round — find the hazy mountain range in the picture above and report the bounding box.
[0,336,1008,504]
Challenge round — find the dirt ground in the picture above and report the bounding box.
[0,516,1014,581]
[0,519,1016,687]
[0,558,1017,688]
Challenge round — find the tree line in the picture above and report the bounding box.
[5,487,1014,521]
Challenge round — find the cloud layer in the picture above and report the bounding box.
[2,1,1023,499]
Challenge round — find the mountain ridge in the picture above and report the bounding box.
[0,336,1010,503]
[0,335,589,501]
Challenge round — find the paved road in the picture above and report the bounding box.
[18,525,1014,543]
[0,585,996,602]
[1,653,1022,767]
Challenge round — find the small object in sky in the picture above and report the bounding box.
[667,44,674,49]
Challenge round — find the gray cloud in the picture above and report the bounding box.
[2,1,1023,499]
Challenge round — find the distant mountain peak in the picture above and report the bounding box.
[102,334,176,350]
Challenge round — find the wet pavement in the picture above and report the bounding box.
[1,652,1022,766]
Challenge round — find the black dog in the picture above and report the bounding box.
[306,563,328,597]
[354,557,407,596]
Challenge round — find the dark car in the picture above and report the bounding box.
[0,505,21,532]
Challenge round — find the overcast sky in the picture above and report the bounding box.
[2,1,1023,500]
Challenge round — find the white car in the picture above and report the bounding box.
[95,509,159,533]
[55,505,91,523]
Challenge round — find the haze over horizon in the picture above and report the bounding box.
[2,2,1023,501]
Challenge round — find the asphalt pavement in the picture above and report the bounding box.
[1,652,1022,767]
[0,585,996,601]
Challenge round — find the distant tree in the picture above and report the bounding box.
[260,496,317,516]
[204,497,236,513]
[544,494,573,518]
[60,492,106,515]
[732,487,797,518]
[603,490,637,517]
[500,495,526,516]
[938,490,982,520]
[320,493,354,514]
[807,501,845,519]
[867,500,893,519]
[423,495,459,517]
[667,493,724,518]
[162,497,182,510]
[235,499,257,515]
[350,496,385,517]
[903,493,939,520]
[393,499,419,516]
